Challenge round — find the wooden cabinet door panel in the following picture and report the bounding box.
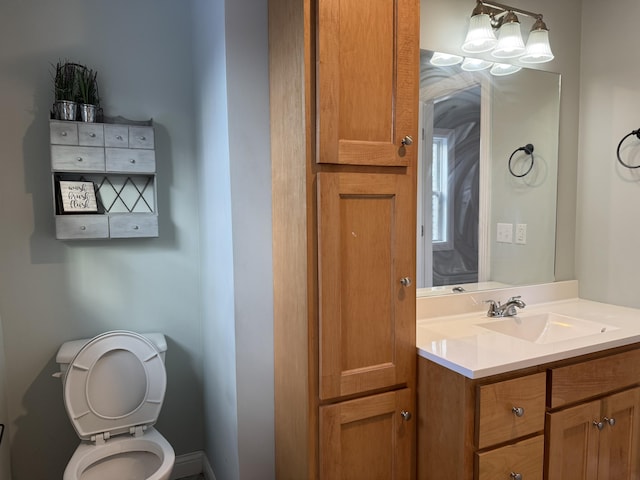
[547,401,601,480]
[320,388,414,479]
[318,172,415,399]
[317,0,418,166]
[597,387,640,480]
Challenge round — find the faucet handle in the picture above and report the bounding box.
[484,299,499,316]
[507,295,521,302]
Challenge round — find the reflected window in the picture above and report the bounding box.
[432,129,454,250]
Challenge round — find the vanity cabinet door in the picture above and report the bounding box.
[319,388,414,479]
[547,387,640,480]
[597,387,640,480]
[547,400,601,480]
[317,171,415,400]
[317,0,418,166]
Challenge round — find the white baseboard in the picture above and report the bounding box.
[170,451,216,480]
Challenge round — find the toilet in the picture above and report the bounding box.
[56,330,175,480]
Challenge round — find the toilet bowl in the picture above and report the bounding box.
[57,331,175,480]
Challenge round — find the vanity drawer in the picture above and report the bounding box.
[105,148,156,173]
[476,434,543,480]
[477,372,546,448]
[55,215,108,239]
[78,123,104,146]
[50,121,78,145]
[51,146,105,172]
[550,348,640,408]
[109,214,158,238]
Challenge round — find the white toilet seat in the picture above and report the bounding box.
[61,331,174,480]
[63,330,166,441]
[64,427,175,480]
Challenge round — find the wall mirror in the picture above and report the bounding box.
[416,49,561,296]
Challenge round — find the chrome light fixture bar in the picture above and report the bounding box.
[462,0,554,64]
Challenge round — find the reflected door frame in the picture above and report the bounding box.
[417,75,492,288]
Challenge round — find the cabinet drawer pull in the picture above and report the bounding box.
[593,420,604,430]
[400,277,412,287]
[76,157,83,162]
[139,136,146,141]
[604,416,616,427]
[510,473,522,480]
[80,226,86,231]
[116,135,123,140]
[89,132,96,138]
[129,158,136,164]
[400,410,412,421]
[133,225,139,230]
[401,135,413,146]
[61,131,67,136]
[512,406,525,417]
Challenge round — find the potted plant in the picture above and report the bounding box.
[77,66,100,122]
[52,60,79,121]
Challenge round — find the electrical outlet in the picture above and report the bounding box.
[515,224,527,244]
[497,223,513,243]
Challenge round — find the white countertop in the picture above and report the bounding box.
[417,297,640,379]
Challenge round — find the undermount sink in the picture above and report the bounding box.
[479,312,619,344]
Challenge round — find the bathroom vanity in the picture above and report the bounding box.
[416,283,640,479]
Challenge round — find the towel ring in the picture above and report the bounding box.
[616,129,640,169]
[508,144,535,178]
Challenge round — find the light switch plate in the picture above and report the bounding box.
[497,223,513,243]
[515,224,527,244]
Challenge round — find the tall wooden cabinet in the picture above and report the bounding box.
[270,0,419,478]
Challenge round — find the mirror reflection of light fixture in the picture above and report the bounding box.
[430,52,464,67]
[461,57,493,71]
[490,62,522,76]
[462,1,553,64]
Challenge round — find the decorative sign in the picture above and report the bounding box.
[58,181,99,213]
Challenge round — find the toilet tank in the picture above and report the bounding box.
[55,332,167,378]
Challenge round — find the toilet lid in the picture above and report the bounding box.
[63,330,167,441]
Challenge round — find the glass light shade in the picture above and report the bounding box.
[430,52,463,67]
[462,14,498,53]
[461,57,493,71]
[520,29,554,63]
[490,62,522,76]
[492,21,525,58]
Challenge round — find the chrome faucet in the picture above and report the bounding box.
[485,296,526,317]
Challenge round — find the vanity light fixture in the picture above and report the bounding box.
[462,0,554,64]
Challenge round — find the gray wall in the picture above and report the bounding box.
[576,0,640,306]
[421,0,582,283]
[0,1,204,478]
[0,313,9,479]
[192,0,274,479]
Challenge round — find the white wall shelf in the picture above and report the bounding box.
[50,119,158,240]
